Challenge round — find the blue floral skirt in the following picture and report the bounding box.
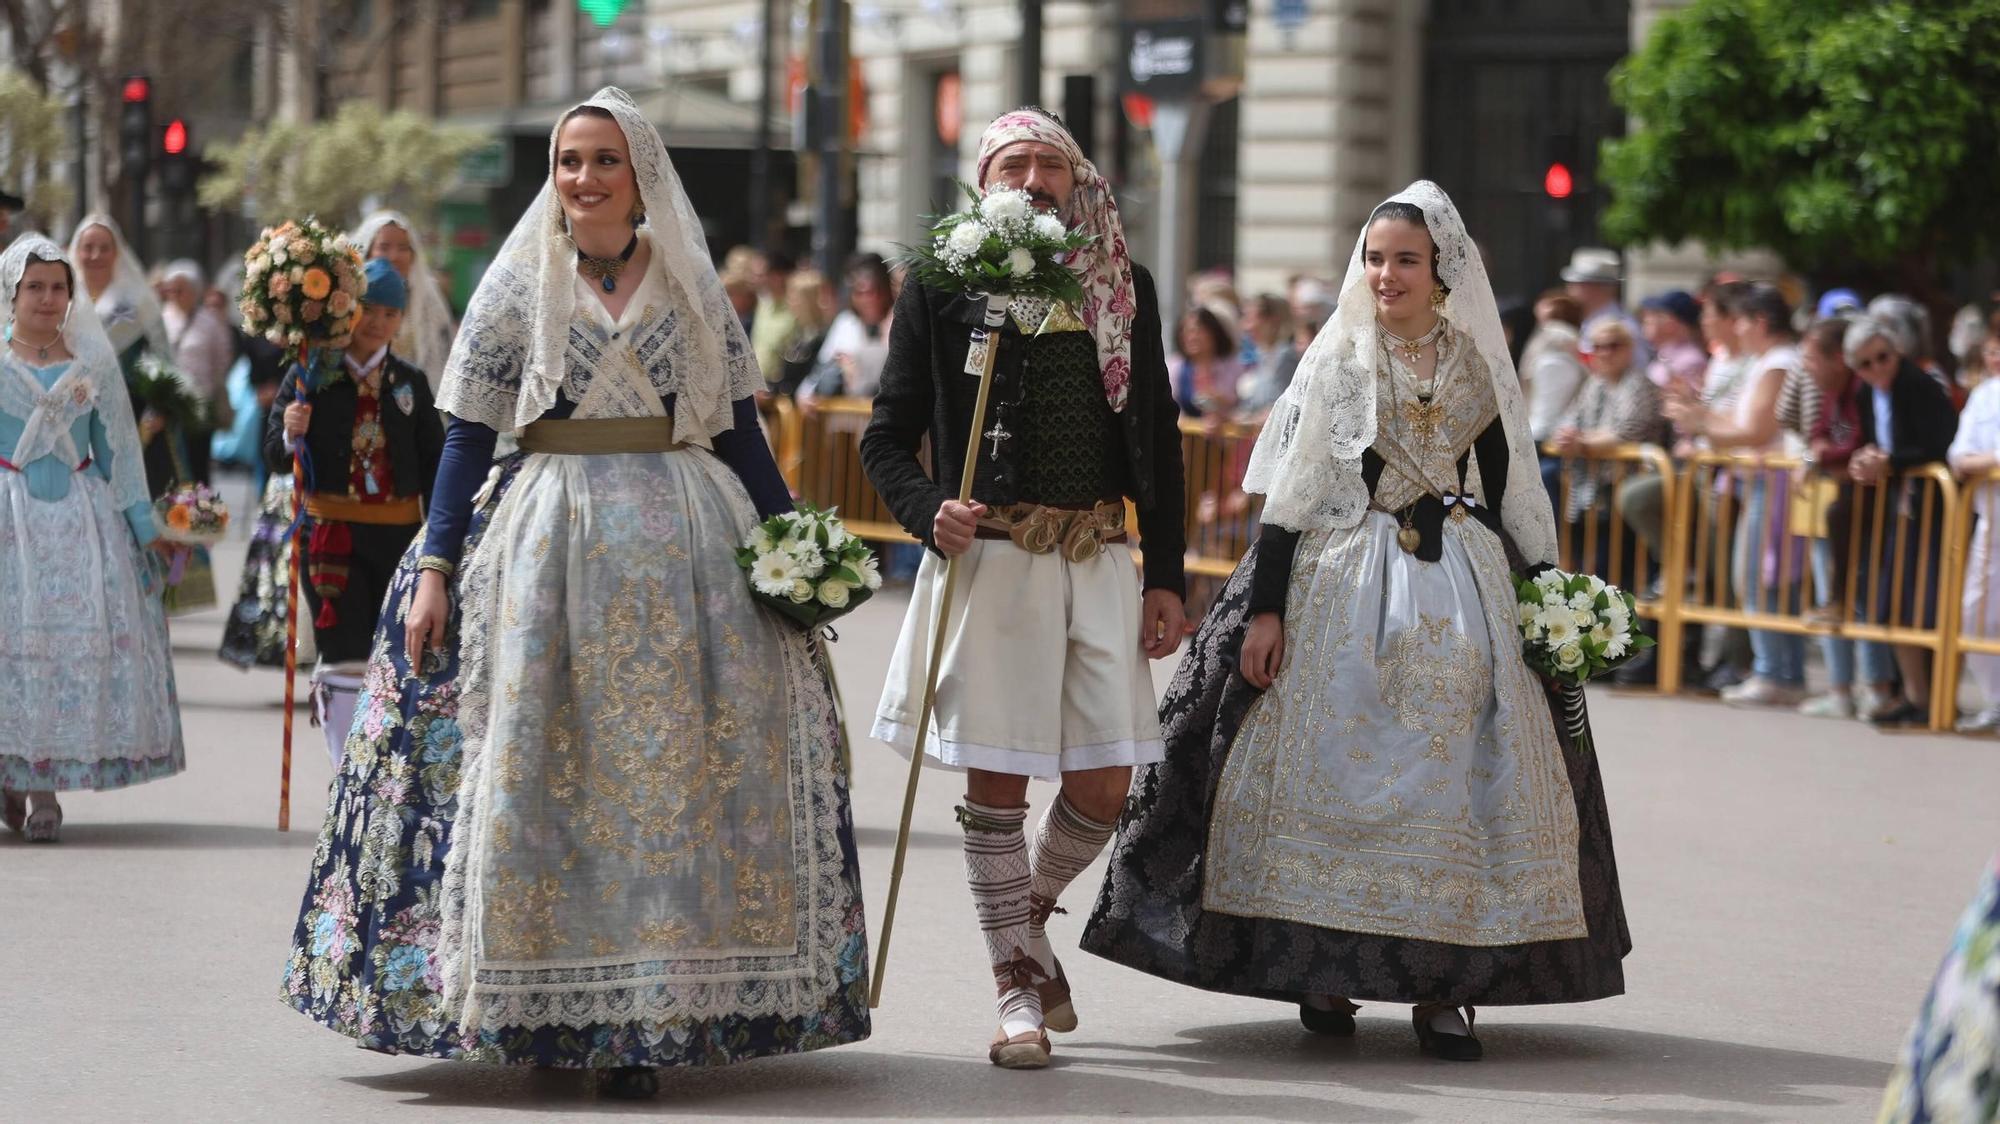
[281,455,872,1067]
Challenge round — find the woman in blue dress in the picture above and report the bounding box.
[0,235,184,843]
[282,88,869,1098]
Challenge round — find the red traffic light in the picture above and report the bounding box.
[1544,162,1574,200]
[122,76,150,104]
[162,119,189,156]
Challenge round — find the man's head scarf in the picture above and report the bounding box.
[975,108,1136,412]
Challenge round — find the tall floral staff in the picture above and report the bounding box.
[238,218,366,830]
[861,107,1189,1069]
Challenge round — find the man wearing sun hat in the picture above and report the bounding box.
[861,106,1187,1070]
[1563,246,1649,366]
[263,256,443,664]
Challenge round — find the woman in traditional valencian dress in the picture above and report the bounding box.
[348,210,457,391]
[0,236,185,843]
[67,215,179,499]
[281,88,868,1099]
[1082,184,1630,1061]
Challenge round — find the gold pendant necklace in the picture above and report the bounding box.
[1379,318,1444,364]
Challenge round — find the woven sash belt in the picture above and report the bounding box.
[304,494,423,525]
[518,416,686,455]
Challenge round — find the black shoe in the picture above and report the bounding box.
[1871,700,1929,731]
[599,1066,659,1100]
[1412,1005,1482,1061]
[1299,998,1358,1036]
[1693,663,1748,695]
[1612,647,1658,687]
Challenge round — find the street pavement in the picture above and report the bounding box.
[5,484,1997,1123]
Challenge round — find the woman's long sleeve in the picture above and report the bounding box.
[1247,523,1301,618]
[709,396,795,518]
[419,417,499,567]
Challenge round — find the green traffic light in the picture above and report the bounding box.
[577,0,628,28]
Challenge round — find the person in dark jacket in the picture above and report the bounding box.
[264,257,443,664]
[1839,314,1960,728]
[859,107,1187,1070]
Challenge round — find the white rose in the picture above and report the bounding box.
[1032,213,1067,241]
[1555,642,1586,671]
[271,242,289,265]
[1007,247,1037,278]
[947,221,988,257]
[789,578,815,604]
[980,189,1029,225]
[817,579,852,609]
[1572,608,1596,628]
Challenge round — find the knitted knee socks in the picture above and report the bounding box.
[959,800,1043,1037]
[1025,792,1117,972]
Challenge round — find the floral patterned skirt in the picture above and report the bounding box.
[1879,852,2000,1123]
[219,475,308,670]
[1080,541,1631,1007]
[281,455,873,1068]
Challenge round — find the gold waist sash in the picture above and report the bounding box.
[304,494,423,525]
[518,416,686,455]
[975,500,1128,563]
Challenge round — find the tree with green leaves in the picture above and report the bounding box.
[1601,0,2000,294]
[198,103,482,232]
[0,70,72,231]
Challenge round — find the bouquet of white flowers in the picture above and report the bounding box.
[1515,567,1653,686]
[898,183,1095,305]
[736,505,883,628]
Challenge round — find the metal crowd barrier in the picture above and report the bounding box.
[779,402,1981,731]
[1673,452,1961,729]
[1545,443,1686,689]
[1935,469,2000,718]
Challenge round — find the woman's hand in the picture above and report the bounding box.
[1239,612,1285,690]
[405,570,450,670]
[282,401,312,441]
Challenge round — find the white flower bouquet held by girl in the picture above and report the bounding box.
[898,183,1095,304]
[736,504,883,628]
[1514,567,1654,686]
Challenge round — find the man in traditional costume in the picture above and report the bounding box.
[862,107,1187,1070]
[264,257,443,665]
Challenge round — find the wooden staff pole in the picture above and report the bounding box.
[870,292,1009,1008]
[277,346,310,831]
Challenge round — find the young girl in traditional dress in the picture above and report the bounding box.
[1084,184,1630,1062]
[348,210,457,391]
[0,236,185,842]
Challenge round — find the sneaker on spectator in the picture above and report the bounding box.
[1693,663,1749,696]
[1798,691,1855,720]
[1855,685,1894,721]
[1956,706,2000,735]
[1721,676,1805,708]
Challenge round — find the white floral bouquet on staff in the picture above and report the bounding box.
[898,183,1095,303]
[1515,568,1654,686]
[737,505,883,628]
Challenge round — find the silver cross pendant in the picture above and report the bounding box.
[984,408,1013,463]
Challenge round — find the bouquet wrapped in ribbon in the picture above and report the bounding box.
[154,481,230,546]
[899,183,1095,306]
[238,218,366,354]
[1515,567,1653,686]
[736,505,882,629]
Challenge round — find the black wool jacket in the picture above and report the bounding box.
[859,263,1187,598]
[264,352,444,503]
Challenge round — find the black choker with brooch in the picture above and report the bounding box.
[577,232,639,293]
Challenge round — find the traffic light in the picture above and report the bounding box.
[160,117,195,197]
[120,75,151,181]
[1544,162,1574,200]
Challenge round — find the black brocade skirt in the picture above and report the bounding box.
[1079,543,1632,1007]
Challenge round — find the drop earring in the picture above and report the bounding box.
[630,199,647,226]
[1430,287,1447,312]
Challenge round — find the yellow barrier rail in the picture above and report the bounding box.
[1935,469,2000,716]
[779,399,1986,731]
